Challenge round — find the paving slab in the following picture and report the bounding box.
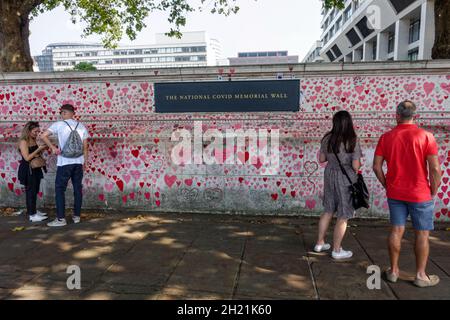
[0,210,449,300]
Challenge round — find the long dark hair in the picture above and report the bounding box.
[20,121,40,143]
[322,111,357,153]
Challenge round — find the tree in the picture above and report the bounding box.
[322,0,450,59]
[0,0,240,72]
[73,62,97,71]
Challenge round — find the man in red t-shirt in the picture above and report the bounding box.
[373,100,442,288]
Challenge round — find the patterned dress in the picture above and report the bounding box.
[320,136,363,219]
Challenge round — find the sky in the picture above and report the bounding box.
[29,0,323,60]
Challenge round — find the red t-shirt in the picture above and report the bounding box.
[375,123,439,202]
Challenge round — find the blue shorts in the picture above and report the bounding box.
[387,198,435,231]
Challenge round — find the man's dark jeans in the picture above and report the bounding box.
[55,164,83,219]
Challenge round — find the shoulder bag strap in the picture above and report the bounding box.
[332,149,354,186]
[63,120,73,131]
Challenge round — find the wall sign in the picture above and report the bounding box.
[154,79,300,113]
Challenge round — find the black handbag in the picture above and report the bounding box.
[333,150,370,210]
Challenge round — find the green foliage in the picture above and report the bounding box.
[30,0,241,48]
[73,62,97,71]
[322,0,345,10]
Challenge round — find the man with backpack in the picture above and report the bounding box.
[41,104,89,227]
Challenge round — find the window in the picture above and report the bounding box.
[388,32,395,53]
[408,48,419,61]
[409,18,420,44]
[326,50,335,62]
[335,17,342,32]
[356,16,374,38]
[389,0,416,14]
[331,45,342,58]
[343,6,352,22]
[372,42,377,60]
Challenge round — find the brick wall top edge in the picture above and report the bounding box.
[1,60,449,83]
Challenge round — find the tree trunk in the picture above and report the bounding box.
[0,1,34,72]
[432,0,450,59]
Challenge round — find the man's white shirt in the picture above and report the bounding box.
[48,119,89,167]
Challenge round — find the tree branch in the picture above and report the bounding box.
[21,0,46,14]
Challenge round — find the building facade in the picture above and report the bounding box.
[318,0,434,62]
[302,41,324,63]
[228,51,299,65]
[34,32,224,72]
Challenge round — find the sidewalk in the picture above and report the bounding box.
[0,208,449,300]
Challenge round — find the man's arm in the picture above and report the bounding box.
[373,155,386,189]
[40,130,60,155]
[83,139,89,171]
[427,155,442,197]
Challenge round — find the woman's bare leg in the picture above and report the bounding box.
[317,212,333,245]
[333,218,348,252]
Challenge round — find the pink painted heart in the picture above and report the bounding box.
[140,83,149,91]
[306,199,316,209]
[34,91,46,99]
[130,170,141,181]
[10,162,18,170]
[355,85,364,95]
[403,83,416,92]
[164,174,177,188]
[105,183,114,192]
[423,82,435,96]
[107,89,115,99]
[440,83,450,94]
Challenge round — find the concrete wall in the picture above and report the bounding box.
[1,61,449,220]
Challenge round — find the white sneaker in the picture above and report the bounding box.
[37,210,47,217]
[314,243,331,253]
[72,216,81,224]
[332,248,353,260]
[29,214,48,222]
[47,218,67,227]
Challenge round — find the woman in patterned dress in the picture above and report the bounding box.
[315,111,363,260]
